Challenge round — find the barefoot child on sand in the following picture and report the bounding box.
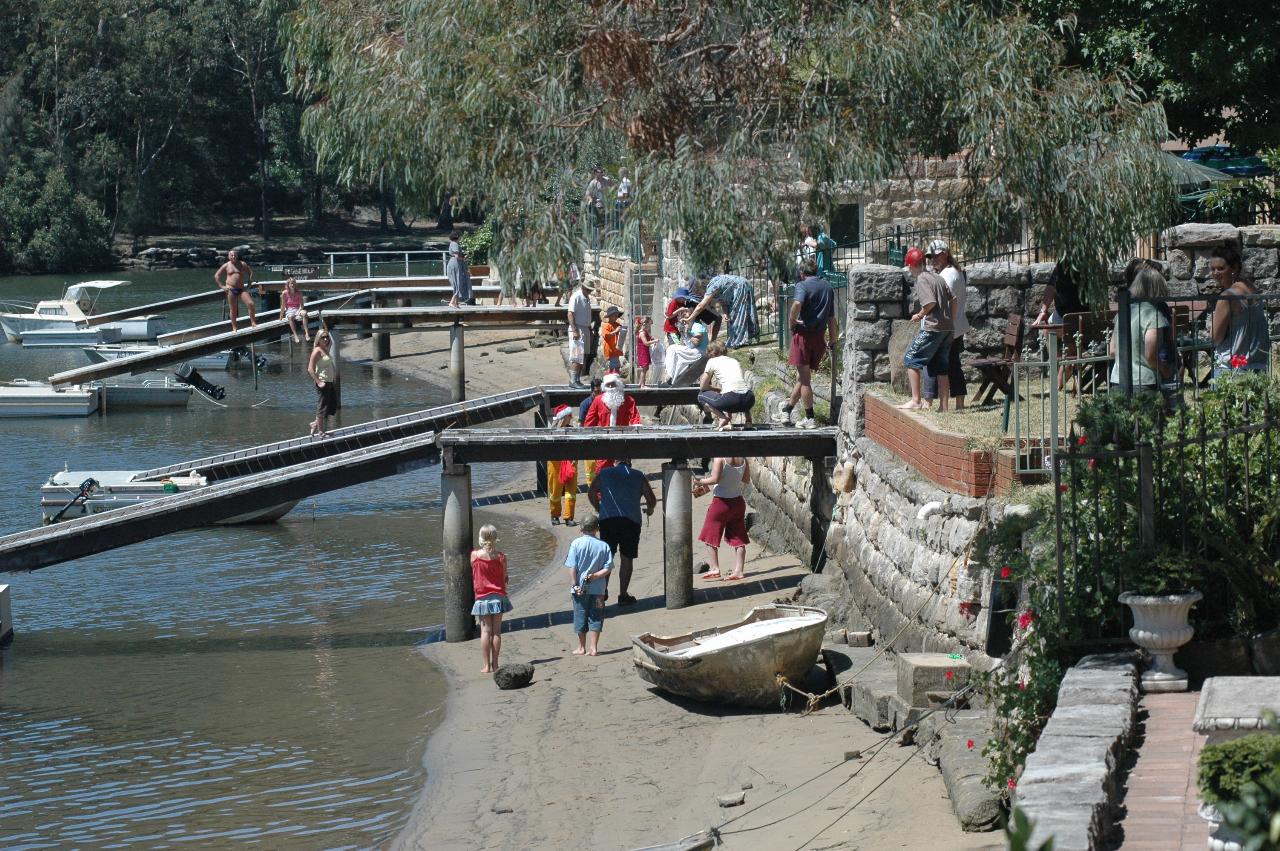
[564,514,612,656]
[471,524,513,674]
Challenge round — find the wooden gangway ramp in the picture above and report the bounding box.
[84,289,228,327]
[3,389,544,572]
[49,305,593,386]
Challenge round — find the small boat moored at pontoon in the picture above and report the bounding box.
[0,281,166,342]
[0,380,100,417]
[82,343,266,370]
[22,327,124,348]
[631,604,828,708]
[40,469,298,525]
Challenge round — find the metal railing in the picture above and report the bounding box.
[319,250,451,278]
[1011,291,1280,474]
[1049,383,1280,642]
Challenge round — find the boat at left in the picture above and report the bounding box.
[0,280,166,342]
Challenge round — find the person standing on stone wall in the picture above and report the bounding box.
[923,239,968,409]
[566,279,595,387]
[899,247,954,411]
[773,257,837,429]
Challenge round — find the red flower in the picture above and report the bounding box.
[1000,566,1013,579]
[1231,353,1249,369]
[1018,680,1027,691]
[1076,435,1087,446]
[966,739,975,750]
[1088,458,1098,471]
[1007,778,1017,790]
[945,669,954,682]
[1059,484,1069,493]
[1018,610,1035,630]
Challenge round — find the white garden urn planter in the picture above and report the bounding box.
[1118,590,1203,693]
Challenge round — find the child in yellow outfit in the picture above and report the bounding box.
[548,405,578,527]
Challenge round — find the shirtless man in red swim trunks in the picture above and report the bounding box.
[214,248,258,331]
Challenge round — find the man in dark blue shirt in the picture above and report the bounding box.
[588,459,657,606]
[773,257,838,429]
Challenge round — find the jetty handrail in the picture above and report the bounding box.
[324,249,450,277]
[84,289,227,326]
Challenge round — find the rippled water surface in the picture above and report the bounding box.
[0,270,554,848]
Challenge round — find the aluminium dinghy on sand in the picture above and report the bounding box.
[631,604,828,708]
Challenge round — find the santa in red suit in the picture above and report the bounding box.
[583,372,640,428]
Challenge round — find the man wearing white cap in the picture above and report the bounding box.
[924,239,968,409]
[566,279,595,387]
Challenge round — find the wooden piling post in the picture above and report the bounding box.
[397,297,412,328]
[449,323,466,403]
[372,298,390,361]
[442,457,475,642]
[356,295,372,339]
[662,460,694,609]
[533,403,549,495]
[0,584,13,644]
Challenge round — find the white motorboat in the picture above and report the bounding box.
[0,281,166,342]
[82,343,262,370]
[0,380,100,417]
[40,469,297,524]
[22,327,125,348]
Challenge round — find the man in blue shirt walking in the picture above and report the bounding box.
[588,459,657,606]
[564,514,613,656]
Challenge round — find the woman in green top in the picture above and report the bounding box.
[1209,245,1270,379]
[307,330,337,437]
[1109,268,1170,392]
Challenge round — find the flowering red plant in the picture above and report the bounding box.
[1018,610,1035,630]
[1231,353,1249,369]
[1000,566,1013,579]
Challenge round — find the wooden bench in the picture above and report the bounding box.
[967,312,1024,406]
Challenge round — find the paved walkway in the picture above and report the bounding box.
[1116,691,1209,851]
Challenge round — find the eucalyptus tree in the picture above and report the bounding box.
[285,0,1176,304]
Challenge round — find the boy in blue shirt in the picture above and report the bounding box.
[564,514,613,656]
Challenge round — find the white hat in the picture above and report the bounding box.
[601,373,624,389]
[926,239,950,257]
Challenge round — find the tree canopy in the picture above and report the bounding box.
[1021,0,1279,151]
[286,0,1178,299]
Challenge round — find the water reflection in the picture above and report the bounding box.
[0,269,555,848]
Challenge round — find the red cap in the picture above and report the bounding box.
[905,247,926,267]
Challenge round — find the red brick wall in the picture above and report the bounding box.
[863,393,1021,497]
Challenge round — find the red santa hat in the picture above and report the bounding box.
[551,404,572,425]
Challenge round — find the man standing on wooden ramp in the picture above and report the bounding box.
[214,248,258,331]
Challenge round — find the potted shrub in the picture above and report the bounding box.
[1118,549,1201,693]
[1197,731,1280,851]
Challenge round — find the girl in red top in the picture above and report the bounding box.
[471,524,513,673]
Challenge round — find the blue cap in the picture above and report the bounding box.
[673,287,691,302]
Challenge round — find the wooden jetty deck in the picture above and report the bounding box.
[434,425,838,641]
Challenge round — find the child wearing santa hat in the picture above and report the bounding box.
[547,404,578,527]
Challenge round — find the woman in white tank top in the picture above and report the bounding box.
[693,456,751,580]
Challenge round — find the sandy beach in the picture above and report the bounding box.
[343,322,1000,850]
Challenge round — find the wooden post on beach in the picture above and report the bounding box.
[372,298,390,361]
[449,323,466,403]
[356,295,372,339]
[442,458,474,642]
[533,404,548,495]
[661,461,694,609]
[397,297,413,328]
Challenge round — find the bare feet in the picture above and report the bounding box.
[571,648,587,656]
[586,650,598,656]
[896,401,924,410]
[480,666,493,674]
[292,335,300,343]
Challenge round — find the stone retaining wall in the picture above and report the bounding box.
[583,251,631,313]
[1016,653,1140,850]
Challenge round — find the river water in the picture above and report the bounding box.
[0,270,554,849]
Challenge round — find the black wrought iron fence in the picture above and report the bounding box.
[1051,381,1280,643]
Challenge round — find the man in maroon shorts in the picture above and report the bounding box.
[773,257,838,429]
